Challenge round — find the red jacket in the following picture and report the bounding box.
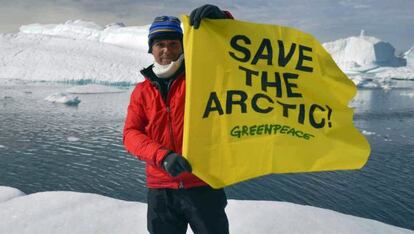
[123,64,207,189]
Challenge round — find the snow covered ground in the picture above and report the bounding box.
[0,186,412,234]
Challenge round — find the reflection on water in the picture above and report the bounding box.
[0,83,147,200]
[1,82,414,230]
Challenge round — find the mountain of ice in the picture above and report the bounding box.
[323,30,406,72]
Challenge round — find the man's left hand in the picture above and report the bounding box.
[162,152,192,177]
[189,4,228,29]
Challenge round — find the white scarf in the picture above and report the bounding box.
[153,54,184,79]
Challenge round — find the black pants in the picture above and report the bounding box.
[147,186,229,234]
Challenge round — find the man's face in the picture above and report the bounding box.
[151,39,183,65]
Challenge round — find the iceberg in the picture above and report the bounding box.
[0,20,152,84]
[65,84,124,94]
[45,92,81,105]
[323,30,406,72]
[0,31,150,84]
[20,20,104,42]
[99,24,149,51]
[403,46,414,69]
[323,30,414,88]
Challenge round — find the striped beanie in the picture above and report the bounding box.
[148,16,183,53]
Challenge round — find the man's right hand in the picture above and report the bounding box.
[162,152,192,177]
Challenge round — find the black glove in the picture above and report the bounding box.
[189,4,227,29]
[162,152,192,177]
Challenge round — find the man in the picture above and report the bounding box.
[123,4,233,234]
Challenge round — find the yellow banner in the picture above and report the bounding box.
[181,16,371,188]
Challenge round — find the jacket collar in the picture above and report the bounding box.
[140,62,185,83]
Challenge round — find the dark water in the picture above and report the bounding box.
[1,81,413,230]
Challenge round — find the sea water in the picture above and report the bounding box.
[0,81,413,230]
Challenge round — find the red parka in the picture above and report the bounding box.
[123,64,207,189]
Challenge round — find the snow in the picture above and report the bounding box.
[0,186,412,234]
[20,20,104,42]
[19,19,149,50]
[0,187,26,203]
[45,92,81,105]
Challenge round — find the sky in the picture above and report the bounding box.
[0,0,413,53]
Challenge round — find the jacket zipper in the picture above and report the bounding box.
[165,105,176,151]
[165,78,177,151]
[165,78,184,189]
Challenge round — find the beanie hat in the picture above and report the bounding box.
[148,16,183,53]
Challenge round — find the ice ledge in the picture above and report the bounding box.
[0,186,412,234]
